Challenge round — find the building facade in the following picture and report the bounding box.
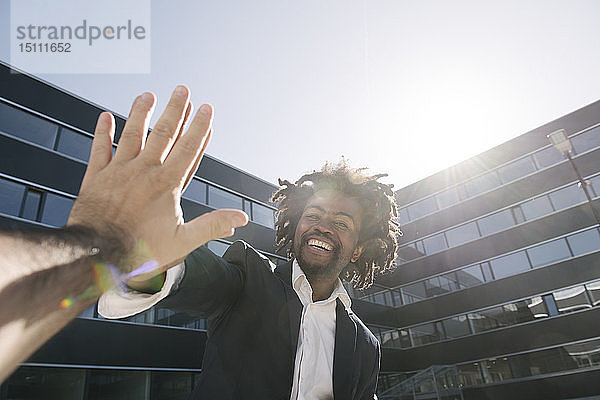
[354,99,600,399]
[0,62,285,399]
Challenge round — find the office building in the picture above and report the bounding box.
[354,99,600,399]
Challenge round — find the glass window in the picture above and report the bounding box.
[391,290,403,306]
[41,193,74,227]
[591,174,600,197]
[526,296,549,318]
[407,196,437,220]
[397,243,425,262]
[533,146,564,169]
[521,196,554,220]
[252,202,275,228]
[469,300,536,333]
[183,179,207,203]
[445,222,479,247]
[402,281,427,304]
[563,339,600,369]
[207,186,243,210]
[553,286,592,313]
[512,206,525,224]
[489,251,530,279]
[436,187,460,209]
[549,184,587,211]
[567,228,600,256]
[410,322,444,346]
[87,369,149,399]
[0,102,58,148]
[422,233,447,254]
[21,189,41,220]
[397,207,409,225]
[571,126,600,155]
[442,315,471,338]
[498,156,536,183]
[457,265,485,288]
[156,307,206,329]
[458,363,485,387]
[526,239,571,268]
[464,171,501,197]
[56,128,92,162]
[477,209,514,236]
[151,371,197,400]
[0,178,26,216]
[481,358,512,383]
[399,328,412,348]
[481,262,494,281]
[4,366,86,399]
[424,276,457,297]
[586,279,600,306]
[207,240,230,256]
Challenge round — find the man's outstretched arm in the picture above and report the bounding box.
[0,86,248,383]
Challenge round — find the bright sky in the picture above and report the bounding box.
[2,0,600,188]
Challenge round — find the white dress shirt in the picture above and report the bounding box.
[290,259,352,400]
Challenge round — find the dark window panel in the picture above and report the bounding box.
[0,178,26,216]
[477,209,515,236]
[526,296,549,318]
[207,186,243,210]
[442,315,471,339]
[480,358,513,384]
[422,233,447,254]
[520,195,554,220]
[533,146,564,169]
[252,202,275,228]
[151,371,196,400]
[436,187,460,209]
[548,184,587,211]
[571,126,600,155]
[526,238,571,268]
[155,307,206,330]
[41,193,74,227]
[585,279,600,306]
[481,262,494,281]
[0,102,58,148]
[562,340,600,369]
[397,207,410,225]
[410,321,445,346]
[87,369,148,399]
[457,363,485,387]
[457,265,485,288]
[489,251,530,279]
[396,243,424,262]
[553,286,592,314]
[391,290,403,306]
[445,222,479,247]
[464,171,501,197]
[497,156,537,183]
[4,366,86,399]
[407,196,437,220]
[182,179,207,204]
[21,190,41,221]
[56,128,92,162]
[401,281,427,304]
[591,174,600,197]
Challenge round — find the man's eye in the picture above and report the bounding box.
[306,214,319,221]
[334,221,349,230]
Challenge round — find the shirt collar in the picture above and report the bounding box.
[292,259,352,309]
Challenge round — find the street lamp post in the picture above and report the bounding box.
[547,129,600,225]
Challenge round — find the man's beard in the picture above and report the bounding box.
[296,240,348,282]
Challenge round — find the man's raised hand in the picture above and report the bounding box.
[68,86,248,280]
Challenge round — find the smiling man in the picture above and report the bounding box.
[100,161,399,400]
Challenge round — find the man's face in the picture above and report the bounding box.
[293,189,363,281]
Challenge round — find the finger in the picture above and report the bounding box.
[177,209,249,254]
[114,92,155,162]
[165,103,213,181]
[182,128,210,193]
[81,112,115,189]
[142,85,190,164]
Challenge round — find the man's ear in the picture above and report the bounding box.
[351,246,363,263]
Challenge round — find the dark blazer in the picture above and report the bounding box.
[160,240,380,400]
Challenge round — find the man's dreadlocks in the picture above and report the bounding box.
[271,161,399,290]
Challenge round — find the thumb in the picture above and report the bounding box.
[178,209,249,254]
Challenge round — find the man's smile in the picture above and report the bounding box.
[307,238,334,252]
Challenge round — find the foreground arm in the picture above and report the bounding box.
[0,86,248,382]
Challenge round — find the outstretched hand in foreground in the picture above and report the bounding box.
[0,86,248,383]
